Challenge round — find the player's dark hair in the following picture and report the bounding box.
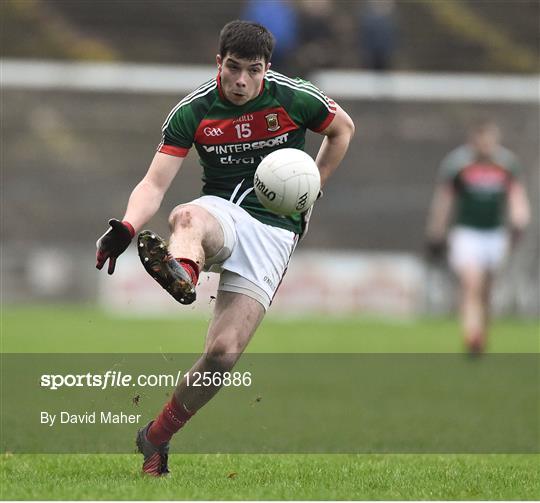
[219,20,275,63]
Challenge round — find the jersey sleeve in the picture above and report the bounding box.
[289,78,337,132]
[439,153,457,183]
[438,147,468,184]
[157,101,198,157]
[498,148,522,179]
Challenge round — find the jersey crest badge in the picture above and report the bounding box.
[265,113,280,132]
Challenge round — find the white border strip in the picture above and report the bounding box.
[311,69,540,103]
[1,59,539,102]
[0,59,216,94]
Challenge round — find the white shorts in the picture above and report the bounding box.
[188,196,297,310]
[448,226,509,272]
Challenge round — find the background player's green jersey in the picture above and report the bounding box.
[158,70,336,234]
[439,145,521,229]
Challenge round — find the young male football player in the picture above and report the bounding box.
[426,120,530,354]
[96,20,355,476]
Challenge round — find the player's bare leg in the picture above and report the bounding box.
[458,265,489,354]
[167,204,224,273]
[482,271,494,327]
[175,291,265,410]
[137,204,224,305]
[138,291,264,476]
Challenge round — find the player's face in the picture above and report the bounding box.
[217,53,270,106]
[471,127,501,158]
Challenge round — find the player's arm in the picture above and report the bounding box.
[315,104,355,187]
[299,104,354,240]
[123,152,184,231]
[96,152,184,273]
[507,179,530,246]
[425,182,455,259]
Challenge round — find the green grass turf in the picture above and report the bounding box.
[2,305,539,353]
[1,454,539,500]
[1,306,539,500]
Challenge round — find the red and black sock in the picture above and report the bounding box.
[147,395,195,446]
[175,257,200,284]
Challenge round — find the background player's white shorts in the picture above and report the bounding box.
[188,196,297,310]
[448,226,509,272]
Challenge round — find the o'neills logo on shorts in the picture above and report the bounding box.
[254,173,276,201]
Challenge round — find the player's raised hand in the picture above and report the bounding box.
[96,219,135,274]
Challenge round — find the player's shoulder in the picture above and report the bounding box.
[265,69,312,87]
[493,145,519,169]
[162,79,218,130]
[442,144,473,168]
[174,79,218,110]
[264,70,329,101]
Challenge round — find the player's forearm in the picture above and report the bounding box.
[426,211,448,242]
[426,184,454,241]
[316,132,353,187]
[122,180,166,232]
[508,182,530,231]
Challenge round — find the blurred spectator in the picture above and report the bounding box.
[293,0,344,76]
[358,0,397,71]
[425,120,530,354]
[241,0,299,72]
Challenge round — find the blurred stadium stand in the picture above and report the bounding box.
[1,0,538,316]
[1,0,539,72]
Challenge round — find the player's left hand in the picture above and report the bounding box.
[96,219,135,274]
[300,206,313,240]
[509,226,525,250]
[299,190,323,240]
[425,239,447,262]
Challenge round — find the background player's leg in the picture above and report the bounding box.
[458,265,489,353]
[482,271,494,329]
[167,204,224,269]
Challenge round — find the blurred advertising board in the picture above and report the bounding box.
[97,249,424,318]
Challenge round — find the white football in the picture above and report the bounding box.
[254,148,320,216]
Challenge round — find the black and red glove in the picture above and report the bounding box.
[509,225,525,250]
[425,238,447,263]
[96,219,135,274]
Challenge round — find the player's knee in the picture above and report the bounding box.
[168,205,202,231]
[459,268,485,295]
[462,280,484,300]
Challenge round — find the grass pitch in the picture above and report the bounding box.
[2,305,539,353]
[2,453,539,500]
[1,306,539,500]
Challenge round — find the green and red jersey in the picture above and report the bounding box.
[440,145,521,229]
[158,70,336,234]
